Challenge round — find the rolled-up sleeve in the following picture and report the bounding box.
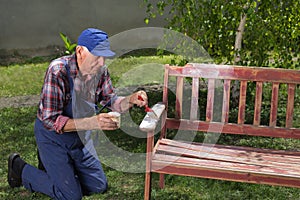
[110,96,126,113]
[39,64,68,132]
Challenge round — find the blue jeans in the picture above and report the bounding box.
[22,119,108,200]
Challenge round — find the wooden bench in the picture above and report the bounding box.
[139,63,300,200]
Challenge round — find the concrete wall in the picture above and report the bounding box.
[0,0,165,56]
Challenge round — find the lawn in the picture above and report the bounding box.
[0,55,183,97]
[1,55,300,199]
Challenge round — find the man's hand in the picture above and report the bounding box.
[95,113,119,130]
[118,90,149,112]
[62,113,119,133]
[129,90,148,107]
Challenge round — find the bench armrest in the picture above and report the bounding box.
[139,103,166,132]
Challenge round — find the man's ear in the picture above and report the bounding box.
[76,46,84,59]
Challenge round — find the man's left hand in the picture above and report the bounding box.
[129,90,148,107]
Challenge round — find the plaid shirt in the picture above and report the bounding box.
[37,54,120,133]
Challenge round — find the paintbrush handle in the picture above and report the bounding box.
[97,99,112,114]
[138,95,154,112]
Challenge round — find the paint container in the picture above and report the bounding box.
[108,112,121,128]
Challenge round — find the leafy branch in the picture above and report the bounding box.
[59,33,77,55]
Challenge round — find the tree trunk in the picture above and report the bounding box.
[234,13,247,64]
[232,13,247,102]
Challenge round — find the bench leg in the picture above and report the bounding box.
[159,174,165,189]
[144,131,154,200]
[144,171,152,200]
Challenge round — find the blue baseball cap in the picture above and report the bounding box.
[77,28,115,57]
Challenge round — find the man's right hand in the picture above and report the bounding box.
[95,113,119,130]
[62,113,119,133]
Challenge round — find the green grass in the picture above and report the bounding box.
[0,63,48,97]
[1,107,300,200]
[0,55,184,98]
[1,56,300,199]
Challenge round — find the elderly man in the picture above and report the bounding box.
[8,28,148,199]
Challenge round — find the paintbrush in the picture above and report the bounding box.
[96,99,112,114]
[138,95,159,120]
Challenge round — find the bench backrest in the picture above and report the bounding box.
[162,63,300,139]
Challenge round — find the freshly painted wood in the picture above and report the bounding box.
[222,80,231,123]
[253,82,263,126]
[238,81,247,124]
[144,131,154,200]
[190,77,199,120]
[152,159,300,188]
[168,64,300,83]
[176,77,183,119]
[206,79,215,122]
[156,140,300,171]
[270,83,279,127]
[141,64,300,200]
[286,84,296,128]
[166,119,300,139]
[159,138,300,157]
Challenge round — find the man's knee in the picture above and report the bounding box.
[96,180,108,193]
[53,184,83,200]
[85,179,108,195]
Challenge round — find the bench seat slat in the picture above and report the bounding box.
[152,154,300,178]
[152,154,300,188]
[159,139,300,160]
[156,139,300,170]
[153,139,300,178]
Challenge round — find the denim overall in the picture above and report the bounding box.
[21,66,108,200]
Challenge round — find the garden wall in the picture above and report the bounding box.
[0,0,165,57]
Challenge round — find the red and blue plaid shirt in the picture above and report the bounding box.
[37,54,120,133]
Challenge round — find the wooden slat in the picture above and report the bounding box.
[162,65,169,105]
[160,139,300,158]
[253,82,263,126]
[146,64,300,196]
[222,80,231,123]
[165,119,300,139]
[152,159,300,189]
[238,81,247,124]
[156,145,300,172]
[175,77,183,119]
[190,77,199,120]
[160,65,170,139]
[270,83,279,127]
[157,140,300,169]
[144,131,154,200]
[206,79,215,122]
[153,151,300,177]
[167,64,300,84]
[286,84,296,128]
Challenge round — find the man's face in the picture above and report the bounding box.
[77,47,106,77]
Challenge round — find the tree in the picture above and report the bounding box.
[143,0,300,68]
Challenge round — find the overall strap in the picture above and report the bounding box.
[65,64,74,93]
[62,61,74,118]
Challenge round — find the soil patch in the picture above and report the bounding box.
[0,95,40,109]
